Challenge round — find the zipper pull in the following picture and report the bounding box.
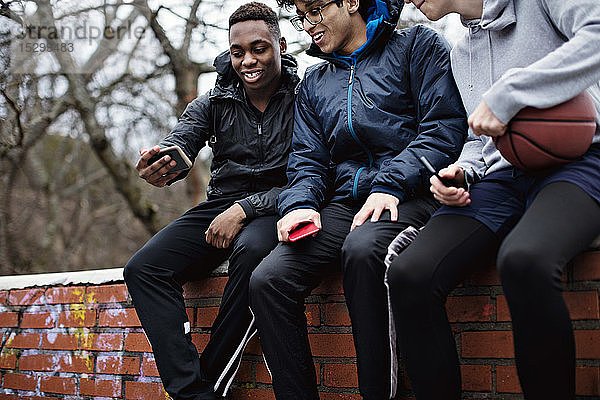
[258,124,262,135]
[348,64,355,85]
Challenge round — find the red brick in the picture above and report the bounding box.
[196,307,219,328]
[183,277,228,298]
[564,291,599,320]
[124,381,168,400]
[324,363,358,387]
[57,310,96,327]
[576,366,600,396]
[313,275,344,295]
[0,290,7,304]
[496,365,521,393]
[19,354,54,371]
[8,289,45,305]
[21,312,55,329]
[460,364,492,391]
[86,284,128,303]
[235,360,253,382]
[256,362,271,383]
[324,303,350,326]
[80,332,123,351]
[309,334,356,357]
[99,308,141,327]
[20,397,56,400]
[45,287,85,304]
[40,376,77,394]
[496,296,511,322]
[3,373,38,390]
[572,251,600,281]
[0,394,18,400]
[0,312,18,327]
[575,330,600,358]
[143,357,160,377]
[186,308,195,326]
[305,303,321,327]
[243,335,262,355]
[80,377,122,397]
[319,394,362,400]
[41,333,78,350]
[447,296,495,323]
[97,355,140,375]
[468,265,500,286]
[56,354,94,373]
[124,332,152,352]
[231,388,276,400]
[461,331,514,358]
[192,333,210,353]
[0,352,17,369]
[5,332,40,349]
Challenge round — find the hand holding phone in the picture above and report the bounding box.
[147,145,193,172]
[418,156,452,187]
[289,222,320,242]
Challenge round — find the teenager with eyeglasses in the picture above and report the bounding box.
[247,0,467,399]
[386,0,600,398]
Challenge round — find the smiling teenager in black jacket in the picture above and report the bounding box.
[248,0,466,399]
[123,3,299,400]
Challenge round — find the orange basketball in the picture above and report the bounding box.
[494,92,597,171]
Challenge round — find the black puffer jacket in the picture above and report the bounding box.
[277,0,467,215]
[160,51,299,219]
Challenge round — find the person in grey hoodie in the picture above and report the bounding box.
[385,0,600,398]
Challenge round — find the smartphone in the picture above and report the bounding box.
[418,156,451,187]
[289,222,320,242]
[147,145,193,172]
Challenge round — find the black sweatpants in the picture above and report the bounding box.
[387,182,600,399]
[124,197,279,400]
[249,197,439,400]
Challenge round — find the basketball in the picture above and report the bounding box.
[494,91,597,171]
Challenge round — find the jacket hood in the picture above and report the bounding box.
[462,0,515,31]
[306,0,403,63]
[211,50,299,100]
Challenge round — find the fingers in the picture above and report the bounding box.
[277,209,320,242]
[430,177,471,206]
[351,208,370,231]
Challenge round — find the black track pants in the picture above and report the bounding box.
[124,197,279,400]
[387,182,600,400]
[249,197,439,400]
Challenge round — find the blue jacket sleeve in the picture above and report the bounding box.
[159,92,211,184]
[371,26,467,201]
[277,77,333,216]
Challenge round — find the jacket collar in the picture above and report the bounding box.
[210,51,300,102]
[306,0,402,67]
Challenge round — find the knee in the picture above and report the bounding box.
[249,258,279,302]
[230,237,274,273]
[386,254,432,311]
[123,252,145,286]
[497,242,554,291]
[341,228,380,271]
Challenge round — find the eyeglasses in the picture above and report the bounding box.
[290,0,340,31]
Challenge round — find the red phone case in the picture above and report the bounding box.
[289,222,320,242]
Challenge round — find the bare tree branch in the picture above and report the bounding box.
[0,88,25,147]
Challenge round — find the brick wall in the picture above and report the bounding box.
[0,251,599,399]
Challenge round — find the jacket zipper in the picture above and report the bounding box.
[346,61,374,199]
[257,121,264,167]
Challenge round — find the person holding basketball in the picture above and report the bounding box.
[386,0,600,398]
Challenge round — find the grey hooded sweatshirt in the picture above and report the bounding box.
[451,0,600,182]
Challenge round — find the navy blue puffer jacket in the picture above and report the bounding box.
[278,0,467,215]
